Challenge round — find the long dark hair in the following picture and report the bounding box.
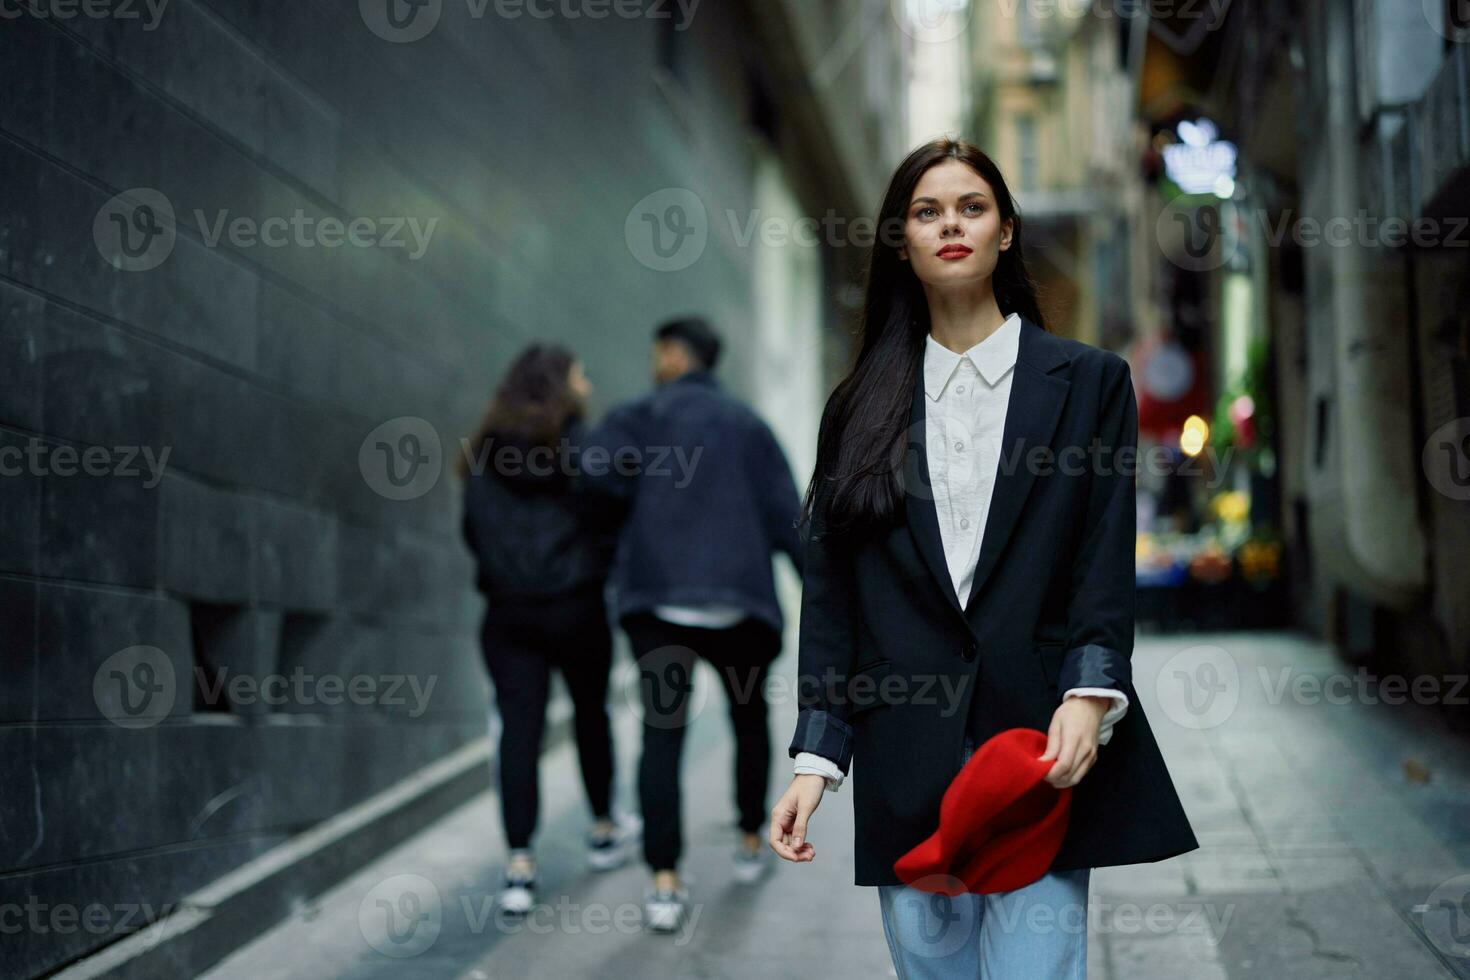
[457,343,584,478]
[802,138,1048,534]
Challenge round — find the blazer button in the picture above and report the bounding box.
[962,641,978,661]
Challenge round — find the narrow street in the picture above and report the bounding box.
[200,633,1470,980]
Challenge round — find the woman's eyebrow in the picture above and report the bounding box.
[910,191,991,206]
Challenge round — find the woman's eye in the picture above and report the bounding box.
[965,204,984,215]
[916,207,937,219]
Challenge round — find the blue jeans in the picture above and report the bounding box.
[877,738,1090,979]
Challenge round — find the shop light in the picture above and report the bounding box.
[1164,118,1238,196]
[1180,414,1209,456]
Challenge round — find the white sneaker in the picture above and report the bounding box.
[498,853,536,915]
[617,808,644,839]
[643,886,689,933]
[498,872,535,916]
[733,840,769,884]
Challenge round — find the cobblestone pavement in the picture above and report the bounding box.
[201,632,1470,979]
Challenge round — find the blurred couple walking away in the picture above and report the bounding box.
[458,317,804,931]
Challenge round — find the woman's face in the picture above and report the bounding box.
[898,159,1013,290]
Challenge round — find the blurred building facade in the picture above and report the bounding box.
[0,3,907,976]
[966,0,1469,685]
[1208,0,1470,682]
[966,1,1140,347]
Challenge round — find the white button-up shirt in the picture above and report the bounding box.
[795,314,1128,791]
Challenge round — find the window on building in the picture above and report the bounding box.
[1016,115,1038,190]
[1017,6,1041,47]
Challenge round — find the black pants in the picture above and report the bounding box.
[623,612,780,872]
[481,585,614,851]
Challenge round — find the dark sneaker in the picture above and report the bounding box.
[587,827,626,870]
[587,810,642,871]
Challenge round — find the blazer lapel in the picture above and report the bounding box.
[962,318,1072,614]
[903,363,964,617]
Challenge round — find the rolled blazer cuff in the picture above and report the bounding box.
[787,707,853,775]
[1057,643,1131,695]
[1064,687,1130,746]
[793,752,845,792]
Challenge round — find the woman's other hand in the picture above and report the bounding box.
[769,775,827,862]
[1040,695,1111,787]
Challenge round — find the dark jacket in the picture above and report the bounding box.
[788,318,1198,886]
[461,419,622,600]
[583,370,803,636]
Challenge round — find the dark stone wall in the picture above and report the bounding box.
[0,2,857,975]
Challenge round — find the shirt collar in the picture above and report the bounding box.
[922,312,1022,400]
[665,368,718,388]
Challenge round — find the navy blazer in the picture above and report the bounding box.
[788,318,1198,886]
[583,371,804,638]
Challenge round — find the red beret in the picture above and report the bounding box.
[892,728,1072,895]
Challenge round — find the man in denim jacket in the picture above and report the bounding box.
[583,316,803,931]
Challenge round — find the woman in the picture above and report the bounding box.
[460,343,636,916]
[768,139,1197,977]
